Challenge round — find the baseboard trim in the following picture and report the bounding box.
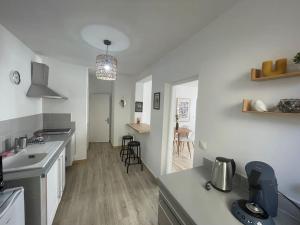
[142,161,158,184]
[73,159,87,164]
[112,145,122,149]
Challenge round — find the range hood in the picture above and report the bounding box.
[26,62,67,99]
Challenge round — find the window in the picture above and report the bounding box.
[134,75,152,124]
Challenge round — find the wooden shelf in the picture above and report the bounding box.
[127,123,150,134]
[242,99,300,115]
[251,68,300,81]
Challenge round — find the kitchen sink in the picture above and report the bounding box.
[3,152,48,169]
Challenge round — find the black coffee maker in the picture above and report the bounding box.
[231,161,278,225]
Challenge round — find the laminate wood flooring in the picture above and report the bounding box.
[53,143,159,225]
[172,144,194,173]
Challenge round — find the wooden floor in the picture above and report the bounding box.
[53,143,159,225]
[171,144,194,173]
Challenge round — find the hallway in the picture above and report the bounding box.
[53,143,159,225]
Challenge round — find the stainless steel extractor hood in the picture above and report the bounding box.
[26,62,67,99]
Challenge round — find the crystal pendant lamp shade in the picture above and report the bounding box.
[96,40,117,80]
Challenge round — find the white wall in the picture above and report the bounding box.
[134,82,143,123]
[0,24,89,160]
[41,56,89,160]
[142,80,152,124]
[111,75,134,146]
[0,24,42,121]
[134,77,152,124]
[136,0,300,203]
[89,72,113,94]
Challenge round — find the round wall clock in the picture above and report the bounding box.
[10,71,21,85]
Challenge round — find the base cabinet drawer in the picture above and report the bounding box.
[158,200,181,225]
[158,189,197,225]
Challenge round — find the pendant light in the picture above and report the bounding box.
[96,40,117,80]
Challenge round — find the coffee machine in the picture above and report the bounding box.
[231,161,278,225]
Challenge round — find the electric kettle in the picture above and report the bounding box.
[206,157,236,192]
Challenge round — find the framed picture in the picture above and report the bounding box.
[135,101,143,112]
[176,98,191,122]
[153,92,160,110]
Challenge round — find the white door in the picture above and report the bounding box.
[89,94,110,142]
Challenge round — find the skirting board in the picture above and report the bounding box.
[72,159,87,165]
[142,161,158,184]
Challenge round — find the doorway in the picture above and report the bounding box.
[89,94,111,142]
[166,79,198,174]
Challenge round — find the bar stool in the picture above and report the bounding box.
[120,135,133,161]
[125,141,143,173]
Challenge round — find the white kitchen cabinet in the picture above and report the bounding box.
[66,133,76,166]
[46,148,66,225]
[58,149,66,199]
[46,159,59,225]
[158,200,181,225]
[158,191,196,225]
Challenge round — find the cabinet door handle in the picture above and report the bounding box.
[57,157,62,198]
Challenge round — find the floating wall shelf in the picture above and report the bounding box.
[242,99,300,115]
[251,69,300,81]
[127,123,150,133]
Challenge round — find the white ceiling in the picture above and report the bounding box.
[178,80,198,88]
[0,0,238,76]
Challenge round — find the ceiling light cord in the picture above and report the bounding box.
[103,39,111,56]
[105,43,109,56]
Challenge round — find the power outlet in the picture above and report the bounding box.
[199,140,207,150]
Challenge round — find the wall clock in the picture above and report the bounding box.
[10,71,21,85]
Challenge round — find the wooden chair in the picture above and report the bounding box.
[173,127,193,157]
[178,129,194,158]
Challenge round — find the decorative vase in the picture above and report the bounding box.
[251,100,268,112]
[262,58,287,76]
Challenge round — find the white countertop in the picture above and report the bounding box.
[3,141,63,173]
[3,129,75,180]
[159,167,300,225]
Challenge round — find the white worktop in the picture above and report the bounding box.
[159,167,300,225]
[3,141,63,173]
[3,129,75,180]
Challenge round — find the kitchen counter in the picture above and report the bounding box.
[3,129,75,180]
[158,166,300,225]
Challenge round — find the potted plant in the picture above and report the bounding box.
[293,52,300,64]
[288,52,300,72]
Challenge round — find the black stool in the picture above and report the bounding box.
[125,141,143,173]
[120,135,133,161]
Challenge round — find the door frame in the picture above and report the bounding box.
[163,75,199,174]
